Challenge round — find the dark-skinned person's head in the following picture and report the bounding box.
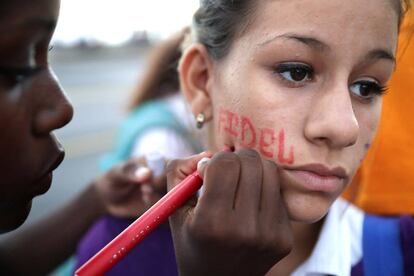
[0,0,73,233]
[179,0,411,223]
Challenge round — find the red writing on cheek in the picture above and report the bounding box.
[240,116,256,148]
[224,110,239,137]
[218,107,227,133]
[278,128,294,164]
[218,106,295,165]
[219,107,239,137]
[259,128,276,158]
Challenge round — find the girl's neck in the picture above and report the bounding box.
[267,217,325,276]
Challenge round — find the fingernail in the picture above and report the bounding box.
[135,167,151,180]
[197,157,210,176]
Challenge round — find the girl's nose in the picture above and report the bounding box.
[32,70,74,135]
[304,83,359,149]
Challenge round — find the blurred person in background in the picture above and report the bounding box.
[75,29,202,275]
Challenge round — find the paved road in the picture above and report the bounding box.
[23,45,150,226]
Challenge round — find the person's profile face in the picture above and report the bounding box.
[206,0,398,223]
[0,0,73,233]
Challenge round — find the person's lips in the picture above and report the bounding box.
[50,150,65,171]
[282,163,348,193]
[32,173,53,196]
[32,150,65,196]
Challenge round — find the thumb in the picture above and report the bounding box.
[166,151,212,192]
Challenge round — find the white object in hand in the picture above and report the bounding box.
[145,152,165,178]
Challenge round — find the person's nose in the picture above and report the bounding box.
[304,82,359,149]
[32,70,74,135]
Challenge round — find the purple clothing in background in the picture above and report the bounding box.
[351,261,364,276]
[75,216,178,276]
[76,215,413,276]
[400,215,414,276]
[351,215,414,276]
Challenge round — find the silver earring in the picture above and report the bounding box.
[196,113,206,129]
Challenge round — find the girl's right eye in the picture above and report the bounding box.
[0,66,42,89]
[274,63,314,86]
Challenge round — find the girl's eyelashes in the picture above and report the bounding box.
[349,79,388,101]
[274,62,314,86]
[0,66,42,88]
[0,40,51,89]
[273,62,388,102]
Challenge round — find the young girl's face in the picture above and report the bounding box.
[0,0,73,232]
[201,0,399,222]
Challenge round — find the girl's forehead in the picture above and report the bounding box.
[251,0,397,27]
[240,0,399,51]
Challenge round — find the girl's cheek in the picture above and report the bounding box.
[216,106,296,165]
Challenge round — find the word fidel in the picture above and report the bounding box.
[218,107,295,164]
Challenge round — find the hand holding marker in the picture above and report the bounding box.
[75,151,212,276]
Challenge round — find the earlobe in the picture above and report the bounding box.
[179,43,213,123]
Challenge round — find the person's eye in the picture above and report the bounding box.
[0,66,42,89]
[349,80,387,101]
[274,63,314,85]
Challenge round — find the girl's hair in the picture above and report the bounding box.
[127,29,188,110]
[192,0,254,60]
[193,0,412,60]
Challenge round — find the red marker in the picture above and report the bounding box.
[75,171,203,276]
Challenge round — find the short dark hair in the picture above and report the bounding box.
[193,0,255,59]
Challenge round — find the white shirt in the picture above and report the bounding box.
[131,94,197,159]
[292,198,364,276]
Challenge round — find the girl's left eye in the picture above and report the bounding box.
[349,80,387,100]
[275,63,314,84]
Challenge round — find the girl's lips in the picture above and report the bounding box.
[32,173,53,196]
[32,150,65,196]
[282,164,348,193]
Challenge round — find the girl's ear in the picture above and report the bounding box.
[179,43,214,123]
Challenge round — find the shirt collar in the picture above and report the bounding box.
[292,198,363,276]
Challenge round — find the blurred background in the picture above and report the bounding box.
[25,0,198,225]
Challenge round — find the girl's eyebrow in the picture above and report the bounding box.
[20,18,57,32]
[0,18,57,34]
[365,49,395,63]
[257,32,395,64]
[257,32,330,52]
[0,17,56,39]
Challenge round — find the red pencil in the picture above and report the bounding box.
[75,171,203,276]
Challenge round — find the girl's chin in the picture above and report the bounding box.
[282,191,335,224]
[0,200,32,234]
